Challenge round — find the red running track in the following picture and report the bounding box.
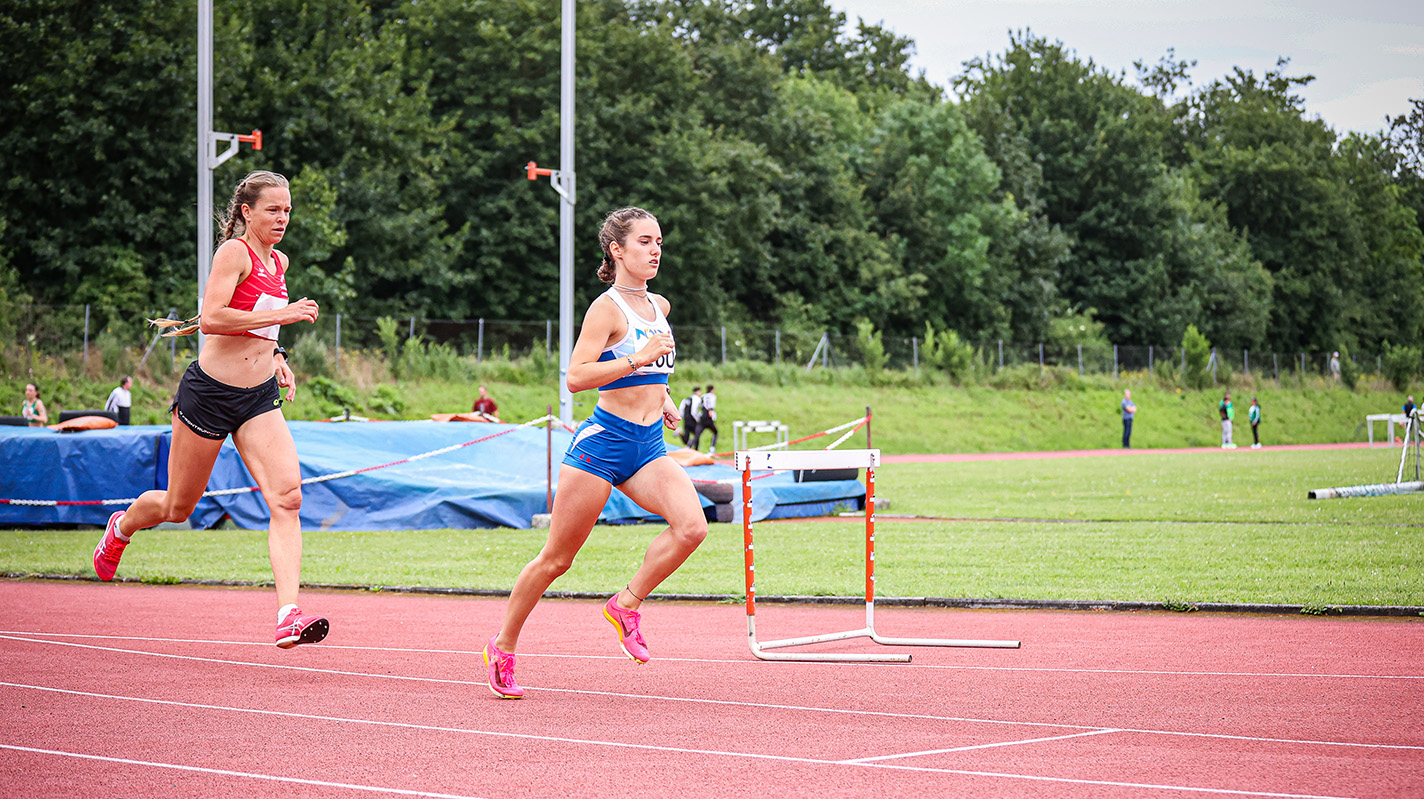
[1,580,1421,799]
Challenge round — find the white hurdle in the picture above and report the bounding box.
[736,448,1021,662]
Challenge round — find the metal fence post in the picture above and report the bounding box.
[477,318,484,362]
[335,313,342,374]
[1113,344,1118,379]
[1210,347,1217,383]
[721,325,726,365]
[998,339,1003,370]
[1244,348,1249,375]
[1077,344,1083,376]
[409,316,415,339]
[775,329,781,365]
[547,320,552,357]
[82,304,90,369]
[911,336,918,370]
[1149,345,1154,371]
[1038,343,1044,376]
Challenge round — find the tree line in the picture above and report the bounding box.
[2,0,1421,360]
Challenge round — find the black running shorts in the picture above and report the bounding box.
[170,361,283,440]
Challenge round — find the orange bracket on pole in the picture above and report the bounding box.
[524,160,570,201]
[211,128,263,168]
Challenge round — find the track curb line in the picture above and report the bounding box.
[5,573,1422,617]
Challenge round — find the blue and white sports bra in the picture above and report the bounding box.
[597,287,675,391]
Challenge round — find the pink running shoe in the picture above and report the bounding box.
[93,511,129,582]
[483,637,525,699]
[275,607,329,649]
[603,594,650,664]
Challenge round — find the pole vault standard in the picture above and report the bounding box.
[196,0,262,353]
[736,449,1021,662]
[525,0,577,427]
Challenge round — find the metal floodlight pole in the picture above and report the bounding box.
[525,0,578,426]
[197,0,261,354]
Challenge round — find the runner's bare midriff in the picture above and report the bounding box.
[198,334,279,388]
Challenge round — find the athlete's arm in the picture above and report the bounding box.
[566,296,674,393]
[199,242,319,336]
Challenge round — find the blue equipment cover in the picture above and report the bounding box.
[1,421,865,530]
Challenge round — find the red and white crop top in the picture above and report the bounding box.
[230,240,289,341]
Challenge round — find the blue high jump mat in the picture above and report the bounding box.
[0,422,864,531]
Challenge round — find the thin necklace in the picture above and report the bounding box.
[612,284,647,297]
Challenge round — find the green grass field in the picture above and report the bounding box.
[3,447,1420,610]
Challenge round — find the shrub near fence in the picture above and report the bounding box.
[2,303,1417,390]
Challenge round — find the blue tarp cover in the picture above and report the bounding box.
[1,421,864,530]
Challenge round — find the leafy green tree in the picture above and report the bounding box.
[1182,63,1368,352]
[1182,323,1211,389]
[216,0,463,325]
[0,1,196,325]
[956,33,1266,348]
[1381,341,1422,391]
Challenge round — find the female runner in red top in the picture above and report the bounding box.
[92,170,328,648]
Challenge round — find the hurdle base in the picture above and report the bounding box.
[751,627,911,663]
[748,622,1022,662]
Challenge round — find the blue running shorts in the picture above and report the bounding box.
[563,405,668,486]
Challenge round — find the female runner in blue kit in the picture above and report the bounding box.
[482,207,708,698]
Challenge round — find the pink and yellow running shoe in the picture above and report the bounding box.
[275,607,329,649]
[483,636,525,699]
[603,594,650,664]
[92,511,129,582]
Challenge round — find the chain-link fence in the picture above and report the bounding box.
[0,301,1399,385]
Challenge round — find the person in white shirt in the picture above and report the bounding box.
[694,384,718,454]
[104,375,133,425]
[678,386,701,446]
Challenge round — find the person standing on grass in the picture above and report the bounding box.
[678,385,701,447]
[1219,391,1236,450]
[1121,389,1137,448]
[471,385,499,421]
[20,383,47,427]
[105,375,133,425]
[482,206,707,699]
[1249,396,1262,449]
[697,384,718,454]
[91,170,329,650]
[1404,395,1416,420]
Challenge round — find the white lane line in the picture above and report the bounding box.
[0,684,1375,799]
[840,729,1125,763]
[2,634,1421,752]
[3,629,1421,681]
[0,743,488,799]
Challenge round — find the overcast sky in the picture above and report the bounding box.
[830,0,1423,136]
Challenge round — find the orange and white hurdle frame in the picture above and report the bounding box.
[736,448,1021,662]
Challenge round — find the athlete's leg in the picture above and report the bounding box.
[121,412,227,533]
[614,456,709,610]
[494,464,612,653]
[232,409,304,608]
[705,420,719,453]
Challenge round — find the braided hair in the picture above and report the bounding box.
[596,206,657,284]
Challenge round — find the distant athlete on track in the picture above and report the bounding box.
[91,170,329,649]
[482,206,708,699]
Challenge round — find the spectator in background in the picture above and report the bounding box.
[678,386,701,447]
[471,385,499,421]
[1120,389,1136,448]
[105,376,134,425]
[1249,396,1262,449]
[1329,352,1341,383]
[20,383,48,427]
[1404,395,1416,420]
[1219,391,1236,450]
[695,384,718,454]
